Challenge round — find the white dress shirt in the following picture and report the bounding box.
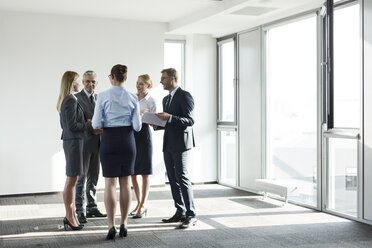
[138,93,157,114]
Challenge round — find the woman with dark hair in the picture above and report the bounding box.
[57,71,95,231]
[92,64,141,240]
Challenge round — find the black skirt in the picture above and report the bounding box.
[100,126,136,177]
[63,139,84,176]
[134,124,153,175]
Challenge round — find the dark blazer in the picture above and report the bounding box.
[60,94,91,140]
[162,87,195,152]
[75,90,100,152]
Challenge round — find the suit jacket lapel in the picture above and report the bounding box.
[80,90,90,105]
[76,91,89,120]
[76,97,85,116]
[168,88,182,113]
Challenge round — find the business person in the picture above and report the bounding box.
[156,68,197,229]
[92,64,141,240]
[57,71,94,231]
[130,74,157,218]
[75,70,106,224]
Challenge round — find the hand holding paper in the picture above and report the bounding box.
[142,112,167,127]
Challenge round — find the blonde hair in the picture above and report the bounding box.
[56,71,79,112]
[138,74,152,88]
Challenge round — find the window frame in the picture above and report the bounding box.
[217,34,238,126]
[326,0,361,129]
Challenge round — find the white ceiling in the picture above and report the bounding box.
[0,0,324,37]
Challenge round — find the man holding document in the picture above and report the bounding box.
[152,68,197,229]
[142,112,166,127]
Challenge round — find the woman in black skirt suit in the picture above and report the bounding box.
[130,74,157,218]
[92,64,141,240]
[57,71,98,231]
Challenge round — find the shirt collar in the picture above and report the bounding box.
[144,93,151,100]
[83,89,93,98]
[138,92,151,102]
[170,86,180,98]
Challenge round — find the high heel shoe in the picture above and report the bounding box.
[129,209,137,216]
[106,226,117,241]
[133,208,147,219]
[119,224,127,238]
[63,217,83,231]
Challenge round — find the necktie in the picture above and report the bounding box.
[165,94,171,112]
[90,95,95,105]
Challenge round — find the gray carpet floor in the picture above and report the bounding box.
[1,184,372,248]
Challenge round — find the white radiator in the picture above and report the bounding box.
[255,179,297,204]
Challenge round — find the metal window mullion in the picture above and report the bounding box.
[262,29,268,180]
[181,42,185,88]
[327,0,335,129]
[358,0,363,221]
[217,44,222,121]
[317,9,324,211]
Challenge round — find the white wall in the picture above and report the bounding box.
[238,28,262,190]
[0,11,219,195]
[185,34,218,183]
[0,11,167,195]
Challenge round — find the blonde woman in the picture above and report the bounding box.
[57,71,96,230]
[130,74,157,218]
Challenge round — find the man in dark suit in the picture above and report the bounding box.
[156,68,197,229]
[75,70,106,223]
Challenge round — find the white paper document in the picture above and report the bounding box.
[142,112,167,127]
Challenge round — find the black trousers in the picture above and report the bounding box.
[164,150,196,217]
[75,147,100,213]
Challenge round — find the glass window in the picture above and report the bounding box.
[266,15,318,206]
[219,130,237,186]
[326,137,358,217]
[217,36,237,186]
[218,39,235,123]
[164,40,185,86]
[333,4,361,128]
[324,2,360,219]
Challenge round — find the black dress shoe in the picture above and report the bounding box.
[162,214,186,223]
[119,224,127,238]
[86,209,107,218]
[63,217,83,231]
[106,226,117,241]
[179,216,197,229]
[77,212,87,224]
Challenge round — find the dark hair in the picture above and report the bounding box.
[111,64,127,82]
[161,68,178,82]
